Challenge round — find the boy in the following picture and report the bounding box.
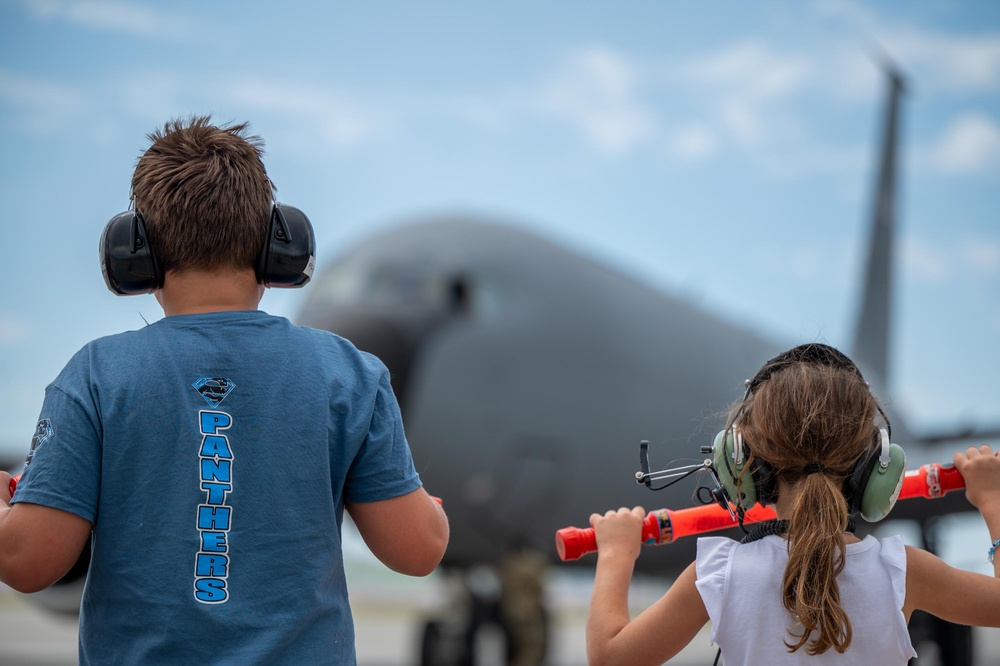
[0,116,448,664]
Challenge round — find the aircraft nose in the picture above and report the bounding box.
[297,266,476,413]
[298,306,442,415]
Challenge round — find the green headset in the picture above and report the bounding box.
[712,343,906,523]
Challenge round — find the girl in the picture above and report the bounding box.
[587,343,1000,665]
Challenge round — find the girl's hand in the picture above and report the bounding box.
[953,445,1000,513]
[0,470,12,505]
[590,506,645,562]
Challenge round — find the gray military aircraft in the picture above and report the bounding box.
[13,65,988,665]
[296,65,985,666]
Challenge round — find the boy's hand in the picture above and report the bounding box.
[954,445,1000,513]
[590,506,645,562]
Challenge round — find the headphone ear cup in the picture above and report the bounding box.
[99,211,161,295]
[256,204,317,288]
[858,442,906,522]
[713,430,758,511]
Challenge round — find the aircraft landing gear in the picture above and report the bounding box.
[908,611,973,666]
[420,552,549,666]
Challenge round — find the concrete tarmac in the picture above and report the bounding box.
[0,569,720,666]
[2,567,1000,666]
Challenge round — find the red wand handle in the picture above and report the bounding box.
[555,511,668,562]
[555,504,777,561]
[555,462,965,561]
[900,463,964,498]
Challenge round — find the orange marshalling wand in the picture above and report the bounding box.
[555,462,965,561]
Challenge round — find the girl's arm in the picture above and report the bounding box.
[904,445,1000,624]
[586,506,709,666]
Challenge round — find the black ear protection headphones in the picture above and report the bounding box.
[99,203,316,295]
[711,343,906,523]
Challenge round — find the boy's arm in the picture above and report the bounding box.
[347,487,449,576]
[0,471,92,593]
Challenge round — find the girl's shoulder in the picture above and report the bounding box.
[695,536,737,570]
[695,536,740,581]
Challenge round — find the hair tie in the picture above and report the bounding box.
[802,462,826,475]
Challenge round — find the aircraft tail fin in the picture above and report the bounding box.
[850,65,906,386]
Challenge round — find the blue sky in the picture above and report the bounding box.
[0,0,997,457]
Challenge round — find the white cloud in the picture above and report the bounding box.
[435,94,518,132]
[686,41,813,102]
[814,0,1000,93]
[751,241,855,288]
[902,234,1000,284]
[812,0,881,31]
[419,46,657,154]
[111,72,387,148]
[674,41,813,147]
[932,113,1000,175]
[536,47,655,154]
[719,98,763,146]
[887,29,1000,93]
[0,317,28,345]
[669,124,719,161]
[223,81,385,147]
[0,68,88,132]
[754,142,869,183]
[960,238,1000,275]
[22,0,193,38]
[902,236,950,282]
[113,46,660,156]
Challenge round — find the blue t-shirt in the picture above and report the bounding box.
[13,310,422,664]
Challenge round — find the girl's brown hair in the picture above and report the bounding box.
[130,116,275,274]
[735,349,881,655]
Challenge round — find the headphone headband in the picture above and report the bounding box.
[745,343,865,396]
[737,343,891,438]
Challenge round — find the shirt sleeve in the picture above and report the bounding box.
[695,536,737,645]
[343,367,422,503]
[12,383,101,524]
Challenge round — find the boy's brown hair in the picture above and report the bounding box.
[130,116,275,274]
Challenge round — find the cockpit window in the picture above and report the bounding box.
[311,259,499,319]
[366,266,447,309]
[313,260,449,310]
[310,258,366,304]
